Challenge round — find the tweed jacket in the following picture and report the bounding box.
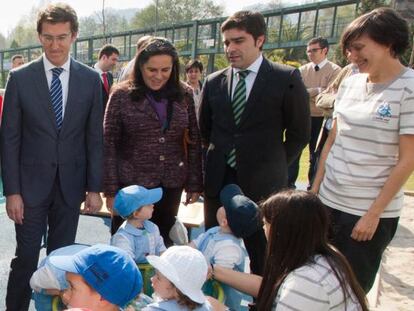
[103,86,202,197]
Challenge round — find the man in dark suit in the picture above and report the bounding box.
[93,44,119,112]
[0,4,103,310]
[199,11,310,275]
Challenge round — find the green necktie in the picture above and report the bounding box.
[227,70,250,168]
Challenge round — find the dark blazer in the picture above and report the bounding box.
[0,57,103,207]
[103,86,203,197]
[199,58,310,201]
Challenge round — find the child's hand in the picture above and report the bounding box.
[207,264,214,280]
[45,288,61,296]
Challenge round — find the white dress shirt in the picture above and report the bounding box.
[312,58,328,70]
[231,54,263,101]
[43,54,71,118]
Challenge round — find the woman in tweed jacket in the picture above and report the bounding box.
[104,37,203,244]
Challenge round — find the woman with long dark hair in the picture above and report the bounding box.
[212,190,368,310]
[104,37,203,244]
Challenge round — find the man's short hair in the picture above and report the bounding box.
[185,59,203,73]
[308,37,329,50]
[98,44,120,60]
[341,7,409,58]
[221,11,266,44]
[37,3,79,34]
[11,55,24,62]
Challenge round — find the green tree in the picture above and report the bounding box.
[78,11,130,38]
[10,40,20,49]
[78,16,100,37]
[131,0,223,30]
[0,33,6,49]
[6,1,49,47]
[358,0,389,14]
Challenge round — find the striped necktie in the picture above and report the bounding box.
[227,70,250,168]
[50,67,64,130]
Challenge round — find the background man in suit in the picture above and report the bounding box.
[199,11,310,275]
[0,3,103,310]
[93,44,119,112]
[11,54,25,69]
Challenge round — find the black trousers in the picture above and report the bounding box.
[6,178,80,311]
[204,166,267,276]
[111,186,183,246]
[288,116,323,188]
[328,207,399,293]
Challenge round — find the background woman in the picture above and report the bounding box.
[212,190,368,310]
[184,59,203,118]
[104,37,203,244]
[311,8,414,292]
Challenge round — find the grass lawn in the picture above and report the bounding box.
[298,148,414,191]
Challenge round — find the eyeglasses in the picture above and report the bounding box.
[306,48,323,54]
[40,33,72,44]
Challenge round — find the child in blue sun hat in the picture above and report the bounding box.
[49,244,142,310]
[30,244,89,311]
[190,183,257,310]
[110,185,166,263]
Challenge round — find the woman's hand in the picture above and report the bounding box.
[185,192,200,205]
[105,196,114,212]
[351,212,380,241]
[84,192,103,213]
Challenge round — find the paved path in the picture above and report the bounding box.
[0,195,413,310]
[0,207,111,310]
[372,195,414,310]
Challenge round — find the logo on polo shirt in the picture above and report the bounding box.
[374,103,392,123]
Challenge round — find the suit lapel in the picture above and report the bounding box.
[62,59,80,134]
[239,58,271,127]
[222,67,236,127]
[108,72,114,88]
[32,57,59,134]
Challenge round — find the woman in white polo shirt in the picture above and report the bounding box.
[311,7,414,293]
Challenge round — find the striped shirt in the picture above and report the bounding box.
[273,255,361,311]
[319,68,414,218]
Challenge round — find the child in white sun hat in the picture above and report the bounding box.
[143,246,213,310]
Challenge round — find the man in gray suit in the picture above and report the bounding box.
[0,3,103,310]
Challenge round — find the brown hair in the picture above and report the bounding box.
[37,3,79,34]
[185,59,203,73]
[130,37,183,103]
[256,190,368,311]
[341,7,409,57]
[98,44,120,59]
[11,55,24,62]
[176,288,202,310]
[308,36,329,51]
[221,11,266,50]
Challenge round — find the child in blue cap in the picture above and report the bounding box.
[110,185,166,263]
[190,184,258,310]
[30,244,89,311]
[49,244,142,310]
